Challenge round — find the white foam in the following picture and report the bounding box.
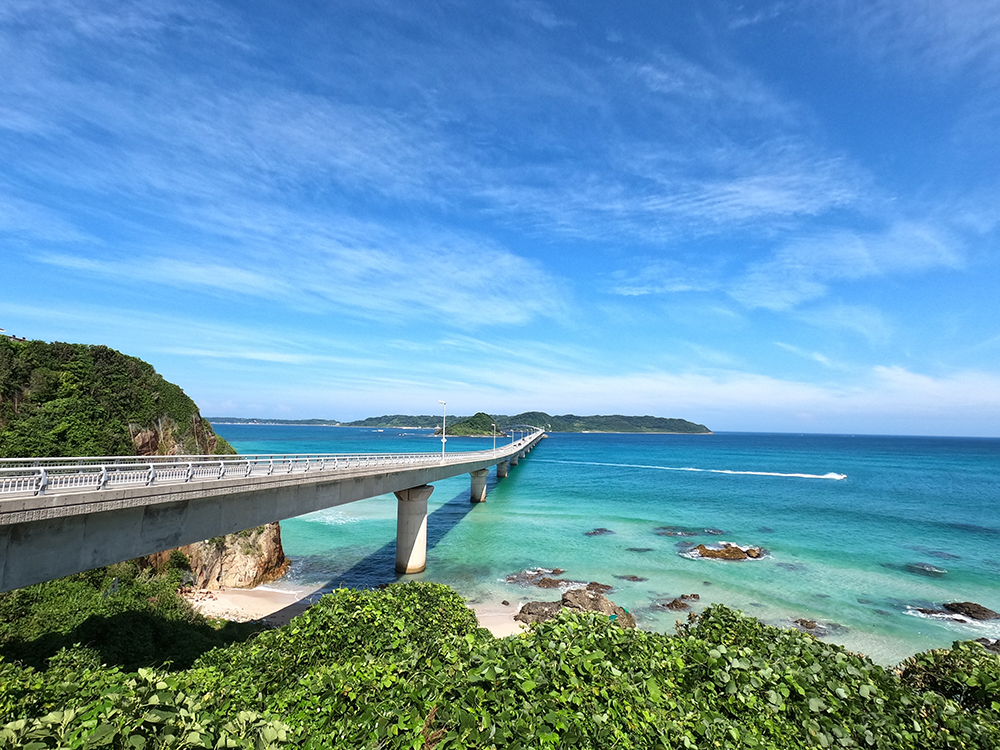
[302,508,361,526]
[539,459,846,480]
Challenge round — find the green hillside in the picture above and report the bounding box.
[344,414,448,428]
[532,413,711,434]
[0,338,234,458]
[336,411,710,434]
[438,411,500,436]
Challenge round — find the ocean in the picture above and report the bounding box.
[213,424,1000,665]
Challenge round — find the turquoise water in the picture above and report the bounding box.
[214,425,1000,665]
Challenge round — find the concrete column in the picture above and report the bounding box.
[470,468,489,503]
[394,484,434,573]
[510,454,519,466]
[496,460,509,478]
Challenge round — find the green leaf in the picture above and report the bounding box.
[646,678,661,703]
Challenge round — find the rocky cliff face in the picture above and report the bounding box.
[147,522,289,589]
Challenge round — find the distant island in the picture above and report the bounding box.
[207,411,712,435]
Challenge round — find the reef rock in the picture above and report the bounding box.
[904,562,947,577]
[975,638,1000,654]
[692,542,765,561]
[515,588,635,628]
[585,528,615,536]
[537,577,564,588]
[943,601,999,620]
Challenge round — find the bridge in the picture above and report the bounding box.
[0,429,546,593]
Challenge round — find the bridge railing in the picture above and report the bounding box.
[0,431,544,498]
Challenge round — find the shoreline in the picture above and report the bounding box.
[183,583,325,627]
[185,584,527,637]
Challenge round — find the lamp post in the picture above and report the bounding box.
[438,400,447,458]
[491,423,496,452]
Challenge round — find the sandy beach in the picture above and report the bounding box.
[185,584,527,637]
[183,584,325,627]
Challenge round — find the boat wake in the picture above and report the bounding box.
[538,459,846,480]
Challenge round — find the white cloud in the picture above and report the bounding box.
[510,0,572,30]
[795,304,893,344]
[818,0,1000,79]
[775,342,836,368]
[608,259,717,296]
[729,222,962,310]
[35,227,569,328]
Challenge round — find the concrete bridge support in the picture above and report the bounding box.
[394,484,434,574]
[470,469,489,503]
[496,460,509,478]
[510,454,519,466]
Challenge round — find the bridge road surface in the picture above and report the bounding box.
[0,430,545,592]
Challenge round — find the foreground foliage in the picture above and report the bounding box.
[0,562,261,673]
[1,582,998,749]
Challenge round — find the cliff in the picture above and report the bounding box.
[0,338,287,589]
[146,523,290,589]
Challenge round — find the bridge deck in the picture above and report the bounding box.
[0,431,545,592]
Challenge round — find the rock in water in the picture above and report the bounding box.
[695,543,746,560]
[562,588,636,627]
[943,601,999,620]
[691,542,765,560]
[585,528,615,536]
[515,587,635,628]
[904,562,947,577]
[514,601,563,625]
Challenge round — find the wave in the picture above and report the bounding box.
[538,459,846,480]
[302,508,361,526]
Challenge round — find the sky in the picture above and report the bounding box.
[2,0,1000,436]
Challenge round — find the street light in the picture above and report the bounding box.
[491,423,496,452]
[438,400,447,457]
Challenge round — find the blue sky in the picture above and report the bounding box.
[2,0,999,436]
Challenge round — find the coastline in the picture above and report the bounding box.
[186,584,527,637]
[183,583,325,627]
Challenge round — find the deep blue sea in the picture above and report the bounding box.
[213,424,1000,665]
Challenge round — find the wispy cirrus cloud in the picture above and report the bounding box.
[728,222,963,311]
[36,225,569,328]
[775,342,837,368]
[821,0,1000,79]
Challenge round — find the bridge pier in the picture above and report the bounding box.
[510,454,519,466]
[496,460,509,478]
[394,484,434,574]
[470,469,488,503]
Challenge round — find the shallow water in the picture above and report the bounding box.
[214,425,1000,665]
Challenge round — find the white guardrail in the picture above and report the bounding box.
[0,431,544,499]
